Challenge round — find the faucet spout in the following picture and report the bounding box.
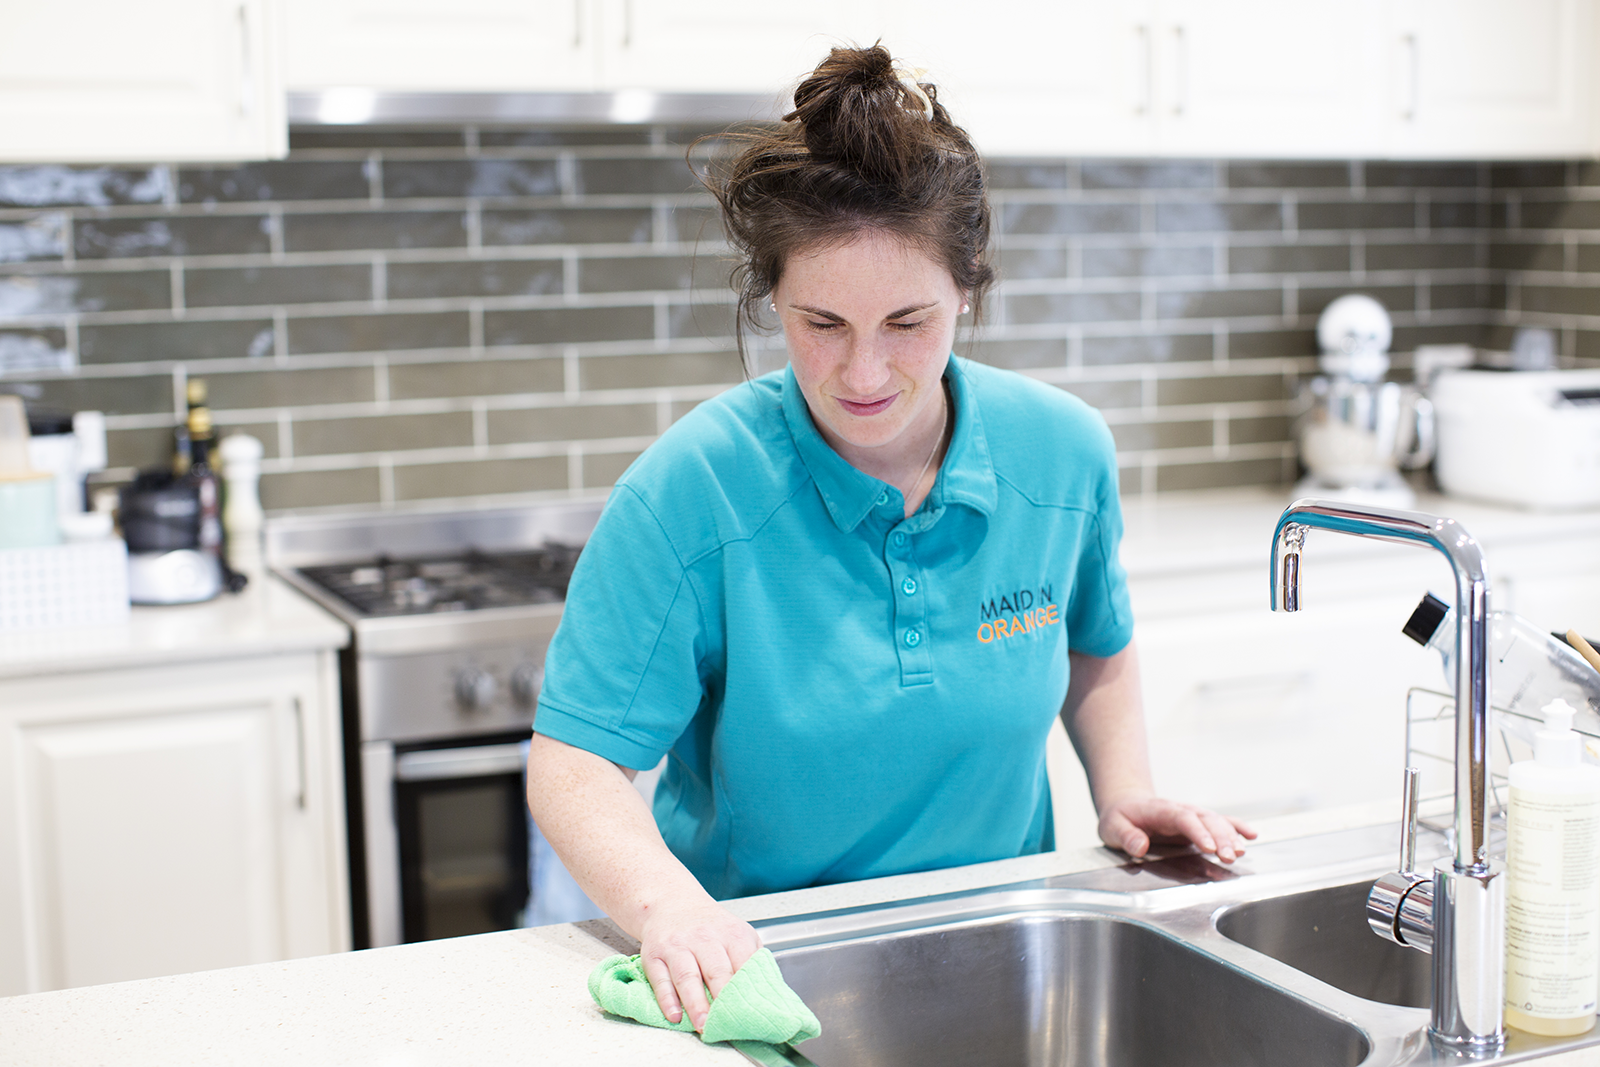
[1270,497,1502,1052]
[1270,498,1491,870]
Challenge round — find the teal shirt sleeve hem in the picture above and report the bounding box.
[534,699,667,772]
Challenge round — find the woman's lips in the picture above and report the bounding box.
[836,393,898,417]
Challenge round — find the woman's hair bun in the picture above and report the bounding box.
[700,41,995,368]
[784,43,943,187]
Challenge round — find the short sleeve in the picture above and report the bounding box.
[1063,418,1133,659]
[534,485,710,770]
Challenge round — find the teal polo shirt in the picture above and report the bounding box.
[534,355,1132,899]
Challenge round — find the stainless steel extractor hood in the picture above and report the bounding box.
[287,89,784,127]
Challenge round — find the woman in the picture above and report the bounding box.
[527,44,1253,1033]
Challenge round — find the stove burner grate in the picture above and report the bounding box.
[299,543,580,617]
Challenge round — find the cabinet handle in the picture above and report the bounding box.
[573,0,583,48]
[292,696,307,810]
[622,0,633,49]
[1170,24,1187,117]
[1135,24,1152,115]
[237,3,252,120]
[1401,32,1419,121]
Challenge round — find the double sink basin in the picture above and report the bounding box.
[751,824,1600,1067]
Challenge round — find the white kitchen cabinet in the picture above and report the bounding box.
[0,0,287,163]
[286,0,594,93]
[598,3,880,95]
[1150,0,1391,158]
[286,0,870,95]
[1390,0,1596,159]
[876,1,1155,158]
[0,580,349,996]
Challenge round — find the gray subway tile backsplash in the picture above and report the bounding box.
[282,210,467,253]
[203,366,377,411]
[0,270,170,315]
[484,305,655,347]
[381,159,562,200]
[387,357,566,401]
[392,455,567,501]
[0,215,67,262]
[184,263,374,309]
[286,310,470,355]
[3,124,1592,515]
[480,206,655,246]
[0,166,171,208]
[387,257,565,301]
[487,402,657,446]
[178,162,372,204]
[74,214,273,259]
[76,318,276,364]
[291,409,474,457]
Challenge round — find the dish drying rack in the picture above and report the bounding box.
[1405,686,1600,847]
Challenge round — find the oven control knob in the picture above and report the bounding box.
[454,667,497,711]
[510,662,543,708]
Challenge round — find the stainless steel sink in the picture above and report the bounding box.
[775,911,1369,1067]
[1217,880,1431,1009]
[752,825,1600,1067]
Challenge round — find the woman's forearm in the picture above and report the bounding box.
[525,732,713,940]
[1060,642,1155,811]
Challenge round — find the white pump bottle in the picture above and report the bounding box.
[1505,698,1600,1036]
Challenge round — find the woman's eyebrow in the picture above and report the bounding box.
[787,302,938,320]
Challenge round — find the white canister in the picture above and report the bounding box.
[0,472,61,549]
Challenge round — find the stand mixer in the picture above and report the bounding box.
[1294,294,1435,508]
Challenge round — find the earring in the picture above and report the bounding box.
[769,302,778,313]
[960,303,970,314]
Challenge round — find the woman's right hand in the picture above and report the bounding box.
[637,897,762,1032]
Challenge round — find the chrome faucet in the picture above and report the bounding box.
[1271,498,1504,1053]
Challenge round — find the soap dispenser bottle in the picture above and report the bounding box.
[1506,698,1600,1036]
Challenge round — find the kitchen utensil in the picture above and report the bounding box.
[1567,630,1600,676]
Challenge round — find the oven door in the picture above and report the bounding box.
[392,739,531,943]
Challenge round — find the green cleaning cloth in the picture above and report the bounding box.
[587,947,822,1047]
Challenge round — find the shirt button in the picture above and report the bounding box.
[876,491,890,506]
[892,532,907,548]
[901,577,917,596]
[904,628,922,648]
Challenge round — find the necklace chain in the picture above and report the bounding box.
[907,389,948,500]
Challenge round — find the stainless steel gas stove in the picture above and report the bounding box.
[266,501,602,948]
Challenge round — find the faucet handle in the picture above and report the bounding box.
[1400,765,1420,874]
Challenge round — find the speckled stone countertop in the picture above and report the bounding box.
[11,801,1600,1067]
[0,572,349,681]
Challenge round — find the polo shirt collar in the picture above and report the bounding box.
[781,356,998,533]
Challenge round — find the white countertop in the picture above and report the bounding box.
[0,808,1334,1067]
[0,571,349,681]
[14,801,1600,1067]
[1118,486,1600,581]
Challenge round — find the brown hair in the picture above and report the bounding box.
[702,43,995,366]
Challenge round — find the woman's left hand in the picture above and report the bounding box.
[1097,793,1257,864]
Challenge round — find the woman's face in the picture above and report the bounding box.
[772,230,964,462]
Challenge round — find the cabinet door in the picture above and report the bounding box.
[0,655,344,995]
[1152,0,1390,158]
[598,2,882,96]
[1391,0,1595,158]
[0,0,285,163]
[875,0,1157,157]
[285,0,593,92]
